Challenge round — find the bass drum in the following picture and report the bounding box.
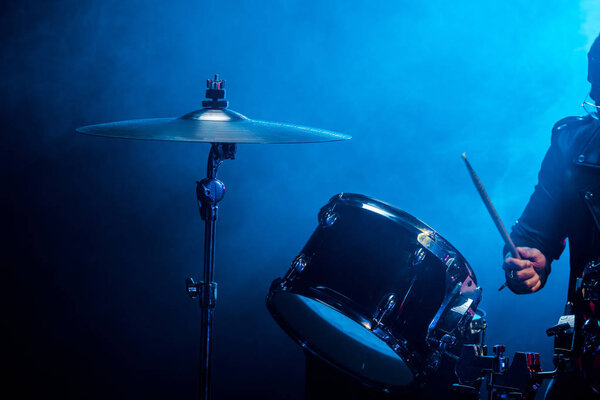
[267,193,481,392]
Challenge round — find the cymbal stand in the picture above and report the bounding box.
[186,142,236,400]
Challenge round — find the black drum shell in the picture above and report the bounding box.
[267,193,479,391]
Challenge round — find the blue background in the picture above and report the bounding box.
[2,1,599,398]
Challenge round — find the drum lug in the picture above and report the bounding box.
[292,255,309,273]
[319,206,339,227]
[445,256,456,275]
[372,293,397,328]
[283,254,310,282]
[410,247,427,266]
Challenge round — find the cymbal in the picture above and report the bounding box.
[76,107,350,144]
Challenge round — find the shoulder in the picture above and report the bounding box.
[551,115,597,151]
[552,115,595,136]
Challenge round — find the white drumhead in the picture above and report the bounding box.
[270,291,414,388]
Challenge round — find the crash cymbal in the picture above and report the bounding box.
[76,76,350,144]
[76,109,349,144]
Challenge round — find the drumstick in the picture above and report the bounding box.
[461,153,520,291]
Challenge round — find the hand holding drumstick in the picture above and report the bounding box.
[461,153,546,292]
[503,247,547,293]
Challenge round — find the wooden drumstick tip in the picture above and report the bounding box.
[461,152,467,160]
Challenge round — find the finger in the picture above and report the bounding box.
[531,279,542,293]
[503,257,522,269]
[517,247,543,262]
[509,280,531,293]
[504,258,532,271]
[516,247,532,258]
[515,268,536,280]
[511,278,537,294]
[505,268,528,284]
[523,275,540,289]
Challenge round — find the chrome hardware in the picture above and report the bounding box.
[578,154,586,163]
[319,206,339,227]
[323,210,338,227]
[202,74,228,109]
[446,257,461,282]
[439,334,458,358]
[282,254,310,283]
[492,345,508,373]
[372,293,397,328]
[186,277,199,299]
[410,247,427,266]
[292,255,308,273]
[493,344,505,358]
[586,191,594,200]
[185,278,217,308]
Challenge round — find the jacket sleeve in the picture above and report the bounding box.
[508,125,569,270]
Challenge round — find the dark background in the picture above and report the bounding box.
[2,1,599,398]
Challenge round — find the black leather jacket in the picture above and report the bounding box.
[510,115,600,301]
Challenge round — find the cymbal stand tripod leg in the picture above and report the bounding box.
[186,142,236,400]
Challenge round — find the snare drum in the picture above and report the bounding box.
[267,193,481,391]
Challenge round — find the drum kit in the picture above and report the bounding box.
[77,76,561,399]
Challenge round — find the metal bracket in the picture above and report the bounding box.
[207,142,236,179]
[196,143,236,222]
[186,278,218,308]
